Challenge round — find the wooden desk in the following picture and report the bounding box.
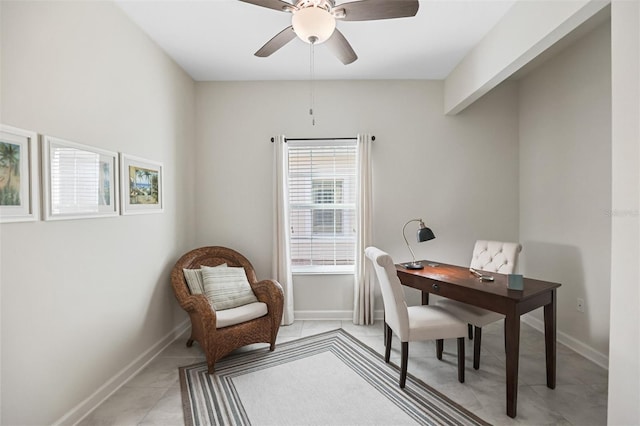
[396,261,561,418]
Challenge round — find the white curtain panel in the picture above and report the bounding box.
[353,133,374,325]
[272,135,294,325]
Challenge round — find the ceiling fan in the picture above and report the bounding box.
[239,0,420,65]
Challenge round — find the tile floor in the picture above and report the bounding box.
[78,320,608,426]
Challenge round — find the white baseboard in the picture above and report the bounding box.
[294,310,386,321]
[54,319,190,426]
[294,310,352,320]
[521,314,609,370]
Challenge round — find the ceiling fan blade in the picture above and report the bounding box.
[238,0,295,13]
[336,0,419,21]
[255,26,297,57]
[325,29,358,65]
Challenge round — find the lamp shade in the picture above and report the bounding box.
[417,226,435,242]
[292,7,336,44]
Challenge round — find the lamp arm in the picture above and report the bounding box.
[402,219,421,263]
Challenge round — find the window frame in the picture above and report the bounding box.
[287,139,357,275]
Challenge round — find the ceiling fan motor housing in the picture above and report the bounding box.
[291,5,336,44]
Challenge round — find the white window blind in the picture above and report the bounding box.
[50,146,111,214]
[288,140,357,273]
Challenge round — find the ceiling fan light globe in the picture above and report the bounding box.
[292,7,336,44]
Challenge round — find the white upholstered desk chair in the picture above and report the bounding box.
[437,240,522,370]
[365,246,467,388]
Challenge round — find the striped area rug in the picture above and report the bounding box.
[179,329,489,426]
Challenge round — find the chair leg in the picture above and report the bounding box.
[384,323,392,363]
[436,339,443,360]
[400,342,408,388]
[468,324,474,340]
[473,326,482,370]
[383,312,387,344]
[457,337,465,383]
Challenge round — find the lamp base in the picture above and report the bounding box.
[402,262,424,270]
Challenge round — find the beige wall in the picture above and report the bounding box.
[444,0,609,114]
[0,1,196,424]
[194,79,520,315]
[518,22,612,363]
[608,1,640,423]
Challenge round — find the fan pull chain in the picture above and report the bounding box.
[309,40,315,126]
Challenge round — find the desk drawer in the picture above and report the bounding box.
[431,283,507,313]
[398,271,506,313]
[426,280,462,299]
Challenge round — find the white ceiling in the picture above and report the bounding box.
[115,0,516,81]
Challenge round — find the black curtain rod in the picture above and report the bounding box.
[270,136,375,142]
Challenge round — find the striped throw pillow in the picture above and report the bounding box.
[183,263,227,295]
[202,266,258,311]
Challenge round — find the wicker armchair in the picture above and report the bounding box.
[171,246,284,373]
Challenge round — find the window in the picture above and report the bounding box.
[288,140,357,273]
[312,179,343,234]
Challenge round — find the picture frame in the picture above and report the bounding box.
[0,125,39,223]
[119,153,163,215]
[42,135,119,220]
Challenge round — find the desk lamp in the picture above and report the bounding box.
[402,218,435,270]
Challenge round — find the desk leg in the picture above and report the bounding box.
[544,289,557,389]
[505,310,520,418]
[421,291,429,305]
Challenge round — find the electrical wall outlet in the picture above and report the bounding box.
[577,297,585,312]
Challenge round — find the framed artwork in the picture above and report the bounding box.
[119,153,163,215]
[0,125,39,223]
[42,135,119,220]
